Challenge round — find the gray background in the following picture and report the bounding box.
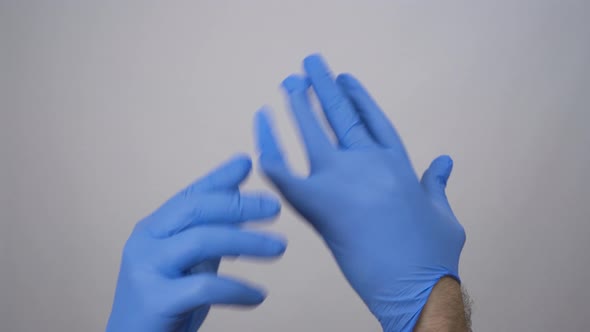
[2,1,589,331]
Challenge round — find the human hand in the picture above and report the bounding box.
[254,55,465,332]
[106,155,286,332]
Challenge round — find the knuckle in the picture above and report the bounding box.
[325,95,348,111]
[122,236,141,261]
[181,184,197,199]
[340,120,364,145]
[122,239,155,269]
[229,193,244,220]
[183,194,205,225]
[456,223,467,246]
[188,205,204,224]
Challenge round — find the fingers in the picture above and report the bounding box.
[303,54,373,149]
[191,154,252,192]
[157,226,286,272]
[254,109,303,190]
[421,155,454,214]
[168,273,266,313]
[336,73,407,156]
[281,75,333,166]
[145,191,281,237]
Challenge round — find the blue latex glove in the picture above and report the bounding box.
[106,154,286,332]
[255,54,466,332]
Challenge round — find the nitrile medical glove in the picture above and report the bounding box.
[106,155,286,332]
[255,54,466,332]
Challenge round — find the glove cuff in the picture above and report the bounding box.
[372,273,460,332]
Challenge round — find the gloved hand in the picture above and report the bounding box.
[106,154,286,332]
[255,54,466,332]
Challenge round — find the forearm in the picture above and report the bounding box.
[413,277,471,332]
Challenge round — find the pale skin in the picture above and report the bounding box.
[415,277,471,332]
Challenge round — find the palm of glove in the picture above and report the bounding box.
[289,148,464,318]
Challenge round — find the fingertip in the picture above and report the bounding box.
[233,285,267,306]
[266,235,287,255]
[303,53,326,70]
[428,155,453,186]
[281,74,308,93]
[435,155,454,174]
[257,107,275,128]
[235,281,267,305]
[256,105,272,116]
[254,108,270,130]
[222,155,251,181]
[276,241,287,255]
[266,231,288,246]
[435,154,453,166]
[304,54,334,80]
[253,288,268,304]
[259,194,282,216]
[230,153,252,170]
[335,73,355,87]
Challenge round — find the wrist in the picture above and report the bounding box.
[370,281,437,332]
[372,275,465,332]
[413,277,469,332]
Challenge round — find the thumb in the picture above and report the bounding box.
[421,155,454,214]
[191,154,252,192]
[255,108,303,193]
